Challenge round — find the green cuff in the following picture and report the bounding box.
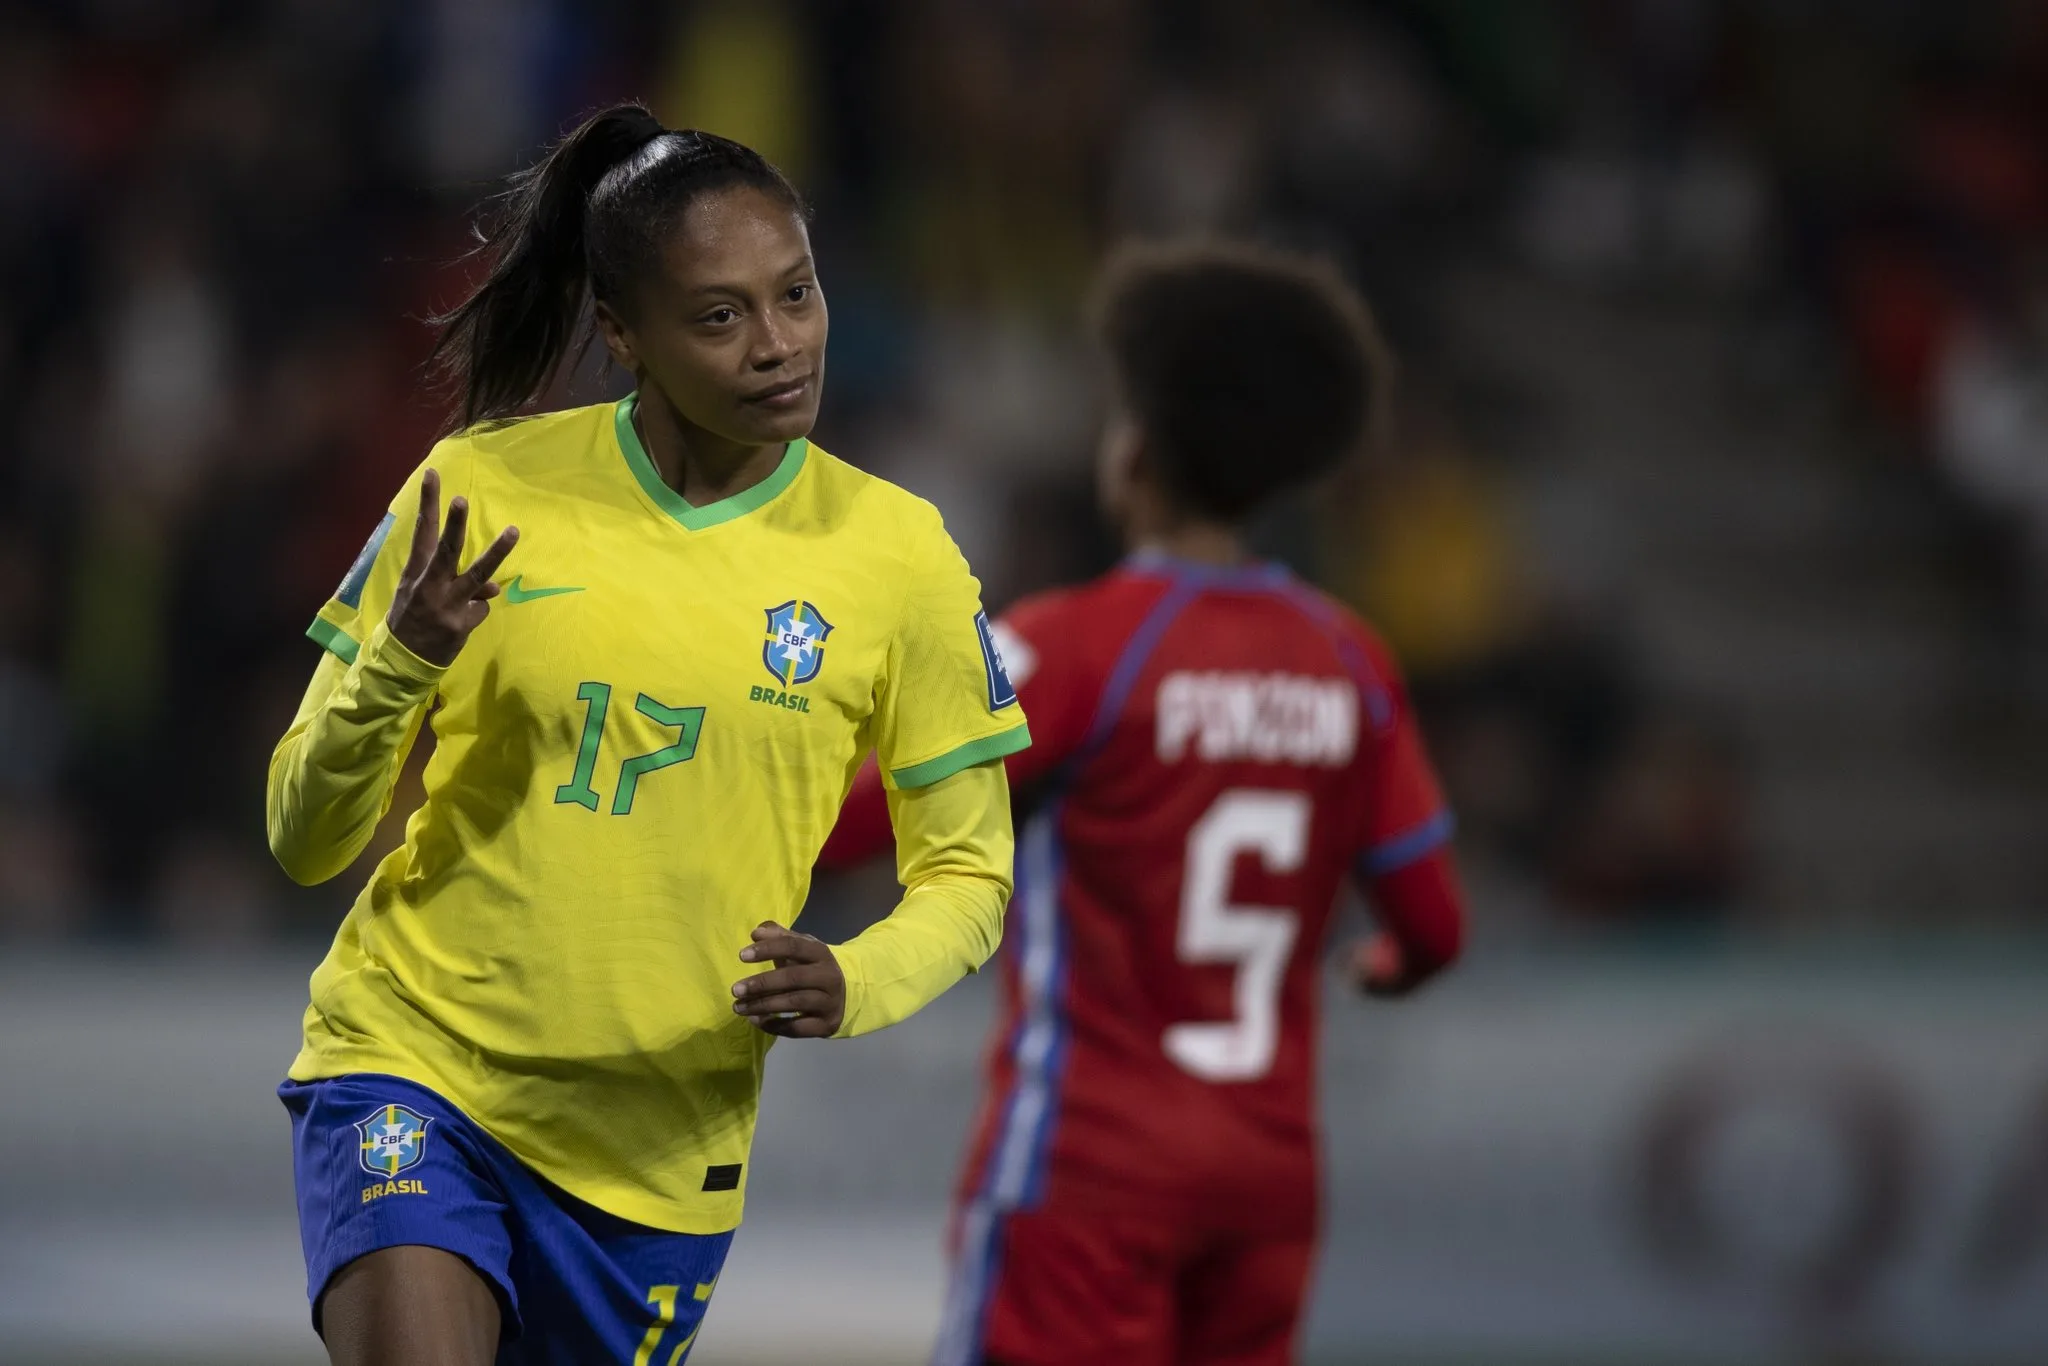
[307,618,446,689]
[306,617,360,665]
[889,723,1032,789]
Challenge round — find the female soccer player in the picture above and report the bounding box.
[267,103,1030,1365]
[821,241,1467,1366]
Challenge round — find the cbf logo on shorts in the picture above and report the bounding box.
[763,600,833,687]
[356,1103,432,1178]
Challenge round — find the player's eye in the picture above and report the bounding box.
[785,283,813,304]
[700,306,739,326]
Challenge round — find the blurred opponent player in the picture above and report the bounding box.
[820,241,1468,1366]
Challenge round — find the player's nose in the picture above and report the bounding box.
[748,313,801,370]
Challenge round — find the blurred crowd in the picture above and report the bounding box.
[1,0,2043,941]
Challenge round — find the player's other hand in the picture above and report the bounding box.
[1350,931,1415,999]
[387,468,520,666]
[732,921,846,1038]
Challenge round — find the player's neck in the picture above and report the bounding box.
[633,390,788,509]
[1129,519,1249,568]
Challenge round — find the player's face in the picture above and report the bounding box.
[603,185,827,448]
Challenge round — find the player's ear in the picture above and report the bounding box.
[594,299,638,373]
[1096,410,1145,520]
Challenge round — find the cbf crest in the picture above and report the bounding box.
[356,1103,432,1178]
[763,600,833,687]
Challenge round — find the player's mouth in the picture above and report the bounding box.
[741,375,813,409]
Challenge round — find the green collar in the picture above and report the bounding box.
[613,392,808,531]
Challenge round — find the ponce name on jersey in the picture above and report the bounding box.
[1154,670,1359,767]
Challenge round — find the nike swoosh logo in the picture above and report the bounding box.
[503,575,585,604]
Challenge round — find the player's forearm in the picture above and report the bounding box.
[834,871,1008,1036]
[1367,847,1467,986]
[266,622,441,886]
[833,761,1014,1036]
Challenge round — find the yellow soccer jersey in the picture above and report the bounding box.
[284,394,1029,1231]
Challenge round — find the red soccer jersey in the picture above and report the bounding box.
[945,553,1455,1238]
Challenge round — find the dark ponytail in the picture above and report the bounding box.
[429,102,804,433]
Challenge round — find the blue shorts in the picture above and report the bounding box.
[280,1073,732,1364]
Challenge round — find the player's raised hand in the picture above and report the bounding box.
[387,468,520,666]
[732,920,846,1038]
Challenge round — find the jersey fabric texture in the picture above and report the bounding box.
[273,395,1029,1235]
[282,1072,731,1364]
[931,553,1451,1366]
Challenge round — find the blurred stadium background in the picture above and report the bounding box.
[3,1,2047,1363]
